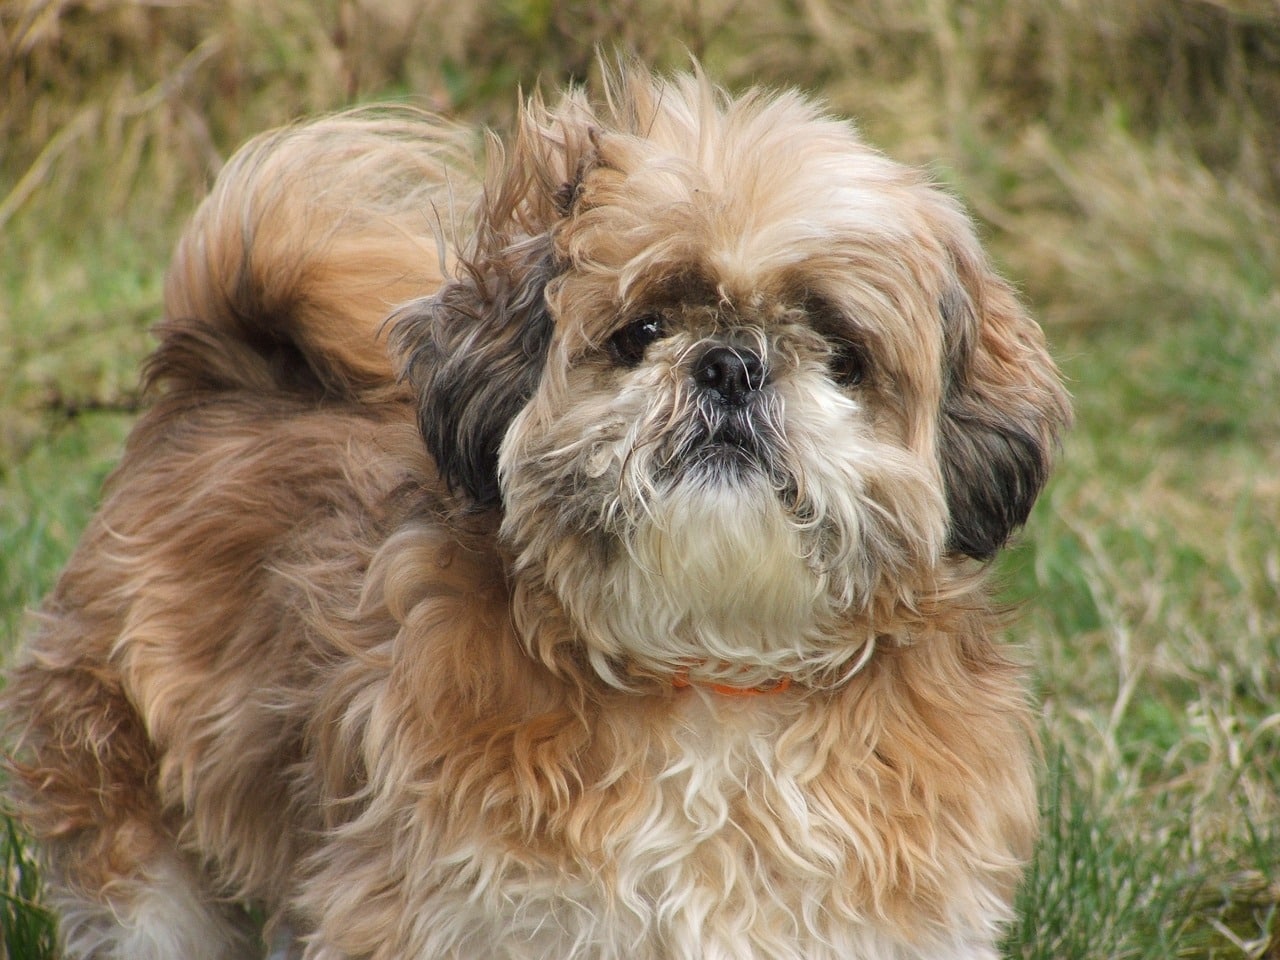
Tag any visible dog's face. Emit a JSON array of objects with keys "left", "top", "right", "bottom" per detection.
[{"left": 394, "top": 71, "right": 1069, "bottom": 687}]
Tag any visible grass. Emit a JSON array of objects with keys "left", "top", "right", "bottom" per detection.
[
  {"left": 1, "top": 817, "right": 55, "bottom": 960},
  {"left": 3, "top": 1, "right": 1278, "bottom": 957}
]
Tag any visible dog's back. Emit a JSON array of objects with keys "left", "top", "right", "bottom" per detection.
[{"left": 1, "top": 110, "right": 469, "bottom": 959}]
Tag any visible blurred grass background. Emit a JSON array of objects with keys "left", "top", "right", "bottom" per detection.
[{"left": 2, "top": 0, "right": 1278, "bottom": 957}]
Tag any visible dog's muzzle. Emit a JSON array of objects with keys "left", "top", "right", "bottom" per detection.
[{"left": 671, "top": 344, "right": 781, "bottom": 478}]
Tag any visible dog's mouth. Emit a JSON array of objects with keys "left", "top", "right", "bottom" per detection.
[
  {"left": 693, "top": 421, "right": 770, "bottom": 474},
  {"left": 664, "top": 406, "right": 781, "bottom": 481}
]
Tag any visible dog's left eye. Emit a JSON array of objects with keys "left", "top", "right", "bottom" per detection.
[{"left": 608, "top": 313, "right": 667, "bottom": 366}]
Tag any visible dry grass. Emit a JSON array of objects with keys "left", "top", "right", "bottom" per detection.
[{"left": 3, "top": 1, "right": 1278, "bottom": 956}]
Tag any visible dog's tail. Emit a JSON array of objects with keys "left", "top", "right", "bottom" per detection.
[{"left": 151, "top": 108, "right": 476, "bottom": 402}]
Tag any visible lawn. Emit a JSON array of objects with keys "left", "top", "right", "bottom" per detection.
[{"left": 2, "top": 1, "right": 1277, "bottom": 957}]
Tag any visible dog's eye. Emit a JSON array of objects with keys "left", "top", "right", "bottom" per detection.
[
  {"left": 609, "top": 313, "right": 667, "bottom": 366},
  {"left": 828, "top": 339, "right": 869, "bottom": 387}
]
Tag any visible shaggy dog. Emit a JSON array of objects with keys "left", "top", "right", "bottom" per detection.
[{"left": 3, "top": 65, "right": 1070, "bottom": 959}]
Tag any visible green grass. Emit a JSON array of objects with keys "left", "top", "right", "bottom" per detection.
[
  {"left": 1, "top": 817, "right": 55, "bottom": 960},
  {"left": 3, "top": 1, "right": 1278, "bottom": 957},
  {"left": 1005, "top": 751, "right": 1199, "bottom": 959}
]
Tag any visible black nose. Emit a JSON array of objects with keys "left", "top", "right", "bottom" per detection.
[{"left": 693, "top": 345, "right": 766, "bottom": 405}]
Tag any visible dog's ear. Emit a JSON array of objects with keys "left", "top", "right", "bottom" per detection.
[
  {"left": 392, "top": 96, "right": 597, "bottom": 507},
  {"left": 937, "top": 228, "right": 1071, "bottom": 560},
  {"left": 391, "top": 237, "right": 559, "bottom": 507}
]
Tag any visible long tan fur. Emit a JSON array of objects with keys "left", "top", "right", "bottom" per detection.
[{"left": 3, "top": 67, "right": 1068, "bottom": 960}]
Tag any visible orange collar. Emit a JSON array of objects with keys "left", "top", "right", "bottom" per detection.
[{"left": 671, "top": 667, "right": 793, "bottom": 697}]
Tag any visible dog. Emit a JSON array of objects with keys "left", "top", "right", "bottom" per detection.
[{"left": 3, "top": 64, "right": 1070, "bottom": 959}]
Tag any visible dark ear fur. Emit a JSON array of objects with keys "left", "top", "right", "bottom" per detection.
[
  {"left": 938, "top": 242, "right": 1071, "bottom": 560},
  {"left": 391, "top": 236, "right": 558, "bottom": 507},
  {"left": 389, "top": 87, "right": 599, "bottom": 507}
]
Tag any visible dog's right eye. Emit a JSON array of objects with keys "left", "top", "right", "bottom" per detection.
[
  {"left": 828, "top": 338, "right": 870, "bottom": 387},
  {"left": 608, "top": 313, "right": 667, "bottom": 366}
]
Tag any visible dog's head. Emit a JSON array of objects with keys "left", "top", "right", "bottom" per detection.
[{"left": 393, "top": 67, "right": 1070, "bottom": 687}]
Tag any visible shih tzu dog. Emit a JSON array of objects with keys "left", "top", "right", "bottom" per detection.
[{"left": 3, "top": 65, "right": 1070, "bottom": 959}]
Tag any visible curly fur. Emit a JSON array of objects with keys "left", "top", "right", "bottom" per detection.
[{"left": 3, "top": 66, "right": 1069, "bottom": 960}]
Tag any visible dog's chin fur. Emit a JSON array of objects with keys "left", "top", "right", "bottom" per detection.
[
  {"left": 2, "top": 65, "right": 1070, "bottom": 960},
  {"left": 502, "top": 376, "right": 945, "bottom": 688}
]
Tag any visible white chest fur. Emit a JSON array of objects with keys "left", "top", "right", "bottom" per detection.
[{"left": 412, "top": 689, "right": 1008, "bottom": 960}]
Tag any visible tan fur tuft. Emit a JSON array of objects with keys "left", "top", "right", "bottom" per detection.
[{"left": 155, "top": 108, "right": 474, "bottom": 402}]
